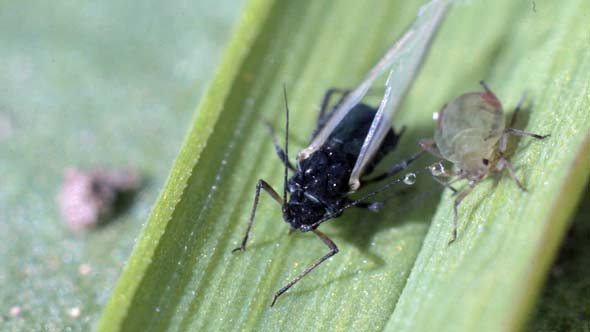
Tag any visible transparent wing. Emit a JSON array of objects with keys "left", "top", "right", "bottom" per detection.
[
  {"left": 348, "top": 0, "right": 451, "bottom": 191},
  {"left": 297, "top": 30, "right": 413, "bottom": 161},
  {"left": 298, "top": 0, "right": 451, "bottom": 165}
]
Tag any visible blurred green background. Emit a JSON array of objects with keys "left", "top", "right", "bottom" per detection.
[
  {"left": 0, "top": 1, "right": 244, "bottom": 331},
  {"left": 0, "top": 1, "right": 587, "bottom": 331}
]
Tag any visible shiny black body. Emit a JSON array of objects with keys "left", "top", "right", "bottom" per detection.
[
  {"left": 285, "top": 103, "right": 401, "bottom": 231},
  {"left": 232, "top": 88, "right": 418, "bottom": 306}
]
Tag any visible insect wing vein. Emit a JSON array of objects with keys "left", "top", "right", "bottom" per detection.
[
  {"left": 348, "top": 0, "right": 451, "bottom": 190},
  {"left": 297, "top": 25, "right": 414, "bottom": 162}
]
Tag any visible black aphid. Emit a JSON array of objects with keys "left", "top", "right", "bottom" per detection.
[
  {"left": 232, "top": 0, "right": 450, "bottom": 306},
  {"left": 232, "top": 86, "right": 421, "bottom": 306}
]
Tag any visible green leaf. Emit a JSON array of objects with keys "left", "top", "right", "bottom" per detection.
[
  {"left": 99, "top": 0, "right": 590, "bottom": 331},
  {"left": 529, "top": 191, "right": 590, "bottom": 331},
  {"left": 0, "top": 1, "right": 241, "bottom": 331}
]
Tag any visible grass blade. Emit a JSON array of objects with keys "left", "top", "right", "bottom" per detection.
[
  {"left": 386, "top": 0, "right": 590, "bottom": 330},
  {"left": 99, "top": 0, "right": 590, "bottom": 331}
]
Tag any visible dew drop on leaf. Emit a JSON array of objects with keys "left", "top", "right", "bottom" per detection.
[
  {"left": 429, "top": 162, "right": 445, "bottom": 176},
  {"left": 403, "top": 173, "right": 417, "bottom": 185}
]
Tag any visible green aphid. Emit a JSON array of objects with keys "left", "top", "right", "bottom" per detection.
[{"left": 420, "top": 81, "right": 550, "bottom": 244}]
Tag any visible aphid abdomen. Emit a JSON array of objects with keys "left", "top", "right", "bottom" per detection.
[
  {"left": 328, "top": 104, "right": 380, "bottom": 155},
  {"left": 435, "top": 92, "right": 505, "bottom": 168},
  {"left": 448, "top": 128, "right": 496, "bottom": 173},
  {"left": 327, "top": 103, "right": 400, "bottom": 176},
  {"left": 296, "top": 149, "right": 352, "bottom": 199}
]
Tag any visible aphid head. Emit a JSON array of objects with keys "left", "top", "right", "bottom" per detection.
[{"left": 282, "top": 192, "right": 325, "bottom": 231}]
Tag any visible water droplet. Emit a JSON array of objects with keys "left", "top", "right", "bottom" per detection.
[
  {"left": 429, "top": 162, "right": 445, "bottom": 176},
  {"left": 403, "top": 173, "right": 416, "bottom": 185}
]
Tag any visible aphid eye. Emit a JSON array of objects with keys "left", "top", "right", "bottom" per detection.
[{"left": 482, "top": 159, "right": 490, "bottom": 166}]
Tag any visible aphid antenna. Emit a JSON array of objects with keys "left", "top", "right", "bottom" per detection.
[{"left": 282, "top": 83, "right": 290, "bottom": 207}]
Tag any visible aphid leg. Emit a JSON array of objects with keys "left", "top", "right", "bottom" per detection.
[
  {"left": 504, "top": 128, "right": 551, "bottom": 140},
  {"left": 232, "top": 179, "right": 283, "bottom": 253},
  {"left": 499, "top": 128, "right": 550, "bottom": 155},
  {"left": 449, "top": 183, "right": 475, "bottom": 245},
  {"left": 395, "top": 125, "right": 407, "bottom": 137},
  {"left": 496, "top": 157, "right": 527, "bottom": 192},
  {"left": 312, "top": 88, "right": 350, "bottom": 138},
  {"left": 499, "top": 93, "right": 549, "bottom": 152},
  {"left": 363, "top": 150, "right": 425, "bottom": 184},
  {"left": 271, "top": 229, "right": 339, "bottom": 306},
  {"left": 318, "top": 88, "right": 350, "bottom": 120},
  {"left": 262, "top": 121, "right": 296, "bottom": 171},
  {"left": 431, "top": 174, "right": 459, "bottom": 194}
]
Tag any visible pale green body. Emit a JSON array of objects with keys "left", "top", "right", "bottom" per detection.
[
  {"left": 434, "top": 92, "right": 505, "bottom": 177},
  {"left": 422, "top": 84, "right": 549, "bottom": 244}
]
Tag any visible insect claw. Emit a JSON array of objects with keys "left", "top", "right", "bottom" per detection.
[
  {"left": 447, "top": 237, "right": 456, "bottom": 246},
  {"left": 270, "top": 294, "right": 279, "bottom": 307},
  {"left": 447, "top": 229, "right": 457, "bottom": 246},
  {"left": 231, "top": 246, "right": 246, "bottom": 253}
]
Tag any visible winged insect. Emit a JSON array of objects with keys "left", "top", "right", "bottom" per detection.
[{"left": 233, "top": 0, "right": 450, "bottom": 305}]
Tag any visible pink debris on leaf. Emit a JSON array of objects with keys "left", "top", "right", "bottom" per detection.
[{"left": 57, "top": 168, "right": 140, "bottom": 231}]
